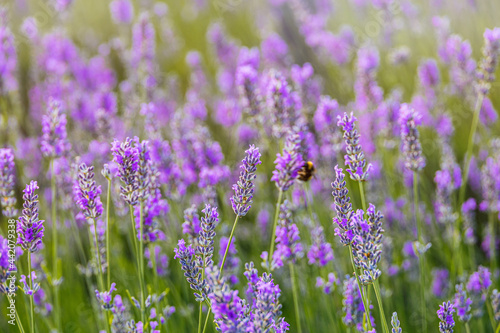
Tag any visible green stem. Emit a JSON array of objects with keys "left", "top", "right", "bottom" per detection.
[
  {"left": 50, "top": 159, "right": 61, "bottom": 332},
  {"left": 202, "top": 308, "right": 212, "bottom": 333},
  {"left": 489, "top": 212, "right": 497, "bottom": 272},
  {"left": 139, "top": 200, "right": 145, "bottom": 325},
  {"left": 198, "top": 302, "right": 202, "bottom": 333},
  {"left": 373, "top": 280, "right": 390, "bottom": 333},
  {"left": 220, "top": 216, "right": 240, "bottom": 275},
  {"left": 465, "top": 322, "right": 471, "bottom": 333},
  {"left": 496, "top": 322, "right": 500, "bottom": 333},
  {"left": 459, "top": 92, "right": 485, "bottom": 206},
  {"left": 358, "top": 182, "right": 367, "bottom": 212},
  {"left": 268, "top": 189, "right": 283, "bottom": 268},
  {"left": 413, "top": 171, "right": 427, "bottom": 333},
  {"left": 15, "top": 309, "right": 26, "bottom": 333},
  {"left": 91, "top": 218, "right": 110, "bottom": 333},
  {"left": 27, "top": 254, "right": 34, "bottom": 333},
  {"left": 486, "top": 298, "right": 496, "bottom": 331},
  {"left": 106, "top": 179, "right": 111, "bottom": 289},
  {"left": 349, "top": 246, "right": 372, "bottom": 331},
  {"left": 289, "top": 262, "right": 302, "bottom": 333}
]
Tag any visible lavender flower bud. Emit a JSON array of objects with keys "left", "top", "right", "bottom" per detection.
[
  {"left": 17, "top": 181, "right": 45, "bottom": 253},
  {"left": 173, "top": 239, "right": 207, "bottom": 302},
  {"left": 271, "top": 133, "right": 304, "bottom": 192},
  {"left": 0, "top": 148, "right": 17, "bottom": 217},
  {"left": 197, "top": 204, "right": 218, "bottom": 269},
  {"left": 41, "top": 99, "right": 70, "bottom": 158},
  {"left": 331, "top": 165, "right": 354, "bottom": 246},
  {"left": 437, "top": 301, "right": 455, "bottom": 333},
  {"left": 351, "top": 204, "right": 384, "bottom": 284},
  {"left": 453, "top": 283, "right": 472, "bottom": 322},
  {"left": 231, "top": 145, "right": 261, "bottom": 217},
  {"left": 111, "top": 138, "right": 139, "bottom": 206},
  {"left": 477, "top": 28, "right": 500, "bottom": 94},
  {"left": 272, "top": 200, "right": 303, "bottom": 268},
  {"left": 337, "top": 112, "right": 372, "bottom": 181},
  {"left": 74, "top": 163, "right": 103, "bottom": 220},
  {"left": 391, "top": 312, "right": 402, "bottom": 333},
  {"left": 398, "top": 104, "right": 426, "bottom": 172}
]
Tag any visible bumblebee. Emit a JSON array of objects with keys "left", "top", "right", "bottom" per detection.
[{"left": 297, "top": 161, "right": 316, "bottom": 182}]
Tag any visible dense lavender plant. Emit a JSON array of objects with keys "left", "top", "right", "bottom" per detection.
[
  {"left": 337, "top": 112, "right": 372, "bottom": 181},
  {"left": 40, "top": 99, "right": 70, "bottom": 158},
  {"left": 398, "top": 104, "right": 425, "bottom": 172},
  {"left": 17, "top": 181, "right": 44, "bottom": 253},
  {"left": 0, "top": 148, "right": 17, "bottom": 217},
  {"left": 230, "top": 145, "right": 261, "bottom": 217},
  {"left": 437, "top": 301, "right": 455, "bottom": 333}
]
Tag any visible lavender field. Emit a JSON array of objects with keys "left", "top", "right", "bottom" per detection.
[{"left": 1, "top": 0, "right": 500, "bottom": 332}]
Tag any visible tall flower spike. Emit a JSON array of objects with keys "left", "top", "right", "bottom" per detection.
[
  {"left": 271, "top": 132, "right": 304, "bottom": 192},
  {"left": 399, "top": 104, "right": 426, "bottom": 171},
  {"left": 477, "top": 28, "right": 500, "bottom": 94},
  {"left": 111, "top": 138, "right": 139, "bottom": 206},
  {"left": 337, "top": 112, "right": 372, "bottom": 181},
  {"left": 74, "top": 163, "right": 103, "bottom": 220},
  {"left": 437, "top": 301, "right": 455, "bottom": 333},
  {"left": 331, "top": 165, "right": 354, "bottom": 246},
  {"left": 272, "top": 199, "right": 303, "bottom": 268},
  {"left": 231, "top": 145, "right": 262, "bottom": 217},
  {"left": 17, "top": 181, "right": 45, "bottom": 253},
  {"left": 0, "top": 148, "right": 17, "bottom": 217},
  {"left": 41, "top": 98, "right": 70, "bottom": 158},
  {"left": 197, "top": 204, "right": 218, "bottom": 269},
  {"left": 173, "top": 239, "right": 207, "bottom": 302},
  {"left": 391, "top": 312, "right": 402, "bottom": 333},
  {"left": 351, "top": 204, "right": 384, "bottom": 284}
]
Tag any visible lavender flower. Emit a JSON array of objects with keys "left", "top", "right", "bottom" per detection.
[
  {"left": 331, "top": 165, "right": 354, "bottom": 246},
  {"left": 197, "top": 204, "right": 218, "bottom": 269},
  {"left": 351, "top": 204, "right": 384, "bottom": 284},
  {"left": 480, "top": 157, "right": 500, "bottom": 213},
  {"left": 182, "top": 205, "right": 201, "bottom": 246},
  {"left": 0, "top": 148, "right": 17, "bottom": 217},
  {"left": 19, "top": 271, "right": 40, "bottom": 296},
  {"left": 111, "top": 138, "right": 139, "bottom": 206},
  {"left": 0, "top": 7, "right": 17, "bottom": 94},
  {"left": 492, "top": 289, "right": 500, "bottom": 321},
  {"left": 74, "top": 163, "right": 103, "bottom": 220},
  {"left": 95, "top": 282, "right": 117, "bottom": 310},
  {"left": 399, "top": 104, "right": 425, "bottom": 171},
  {"left": 173, "top": 239, "right": 207, "bottom": 302},
  {"left": 342, "top": 276, "right": 365, "bottom": 331},
  {"left": 271, "top": 133, "right": 304, "bottom": 192},
  {"left": 432, "top": 268, "right": 450, "bottom": 298},
  {"left": 391, "top": 312, "right": 402, "bottom": 333},
  {"left": 17, "top": 181, "right": 45, "bottom": 253},
  {"left": 236, "top": 65, "right": 262, "bottom": 118},
  {"left": 315, "top": 273, "right": 339, "bottom": 294},
  {"left": 231, "top": 145, "right": 261, "bottom": 217},
  {"left": 437, "top": 301, "right": 455, "bottom": 333},
  {"left": 337, "top": 112, "right": 372, "bottom": 181},
  {"left": 477, "top": 28, "right": 500, "bottom": 94},
  {"left": 40, "top": 99, "right": 70, "bottom": 158},
  {"left": 266, "top": 70, "right": 297, "bottom": 138},
  {"left": 467, "top": 266, "right": 491, "bottom": 313},
  {"left": 453, "top": 283, "right": 472, "bottom": 322},
  {"left": 109, "top": 0, "right": 134, "bottom": 25},
  {"left": 307, "top": 226, "right": 334, "bottom": 267},
  {"left": 272, "top": 200, "right": 303, "bottom": 268}
]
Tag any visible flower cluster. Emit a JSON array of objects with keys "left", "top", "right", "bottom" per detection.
[
  {"left": 173, "top": 239, "right": 207, "bottom": 302},
  {"left": 342, "top": 276, "right": 366, "bottom": 331},
  {"left": 453, "top": 283, "right": 472, "bottom": 322},
  {"left": 307, "top": 226, "right": 334, "bottom": 267},
  {"left": 197, "top": 204, "right": 218, "bottom": 269},
  {"left": 399, "top": 104, "right": 426, "bottom": 172},
  {"left": 391, "top": 312, "right": 402, "bottom": 333},
  {"left": 477, "top": 28, "right": 500, "bottom": 94},
  {"left": 0, "top": 148, "right": 17, "bottom": 217},
  {"left": 231, "top": 145, "right": 262, "bottom": 217},
  {"left": 74, "top": 163, "right": 103, "bottom": 220},
  {"left": 111, "top": 137, "right": 140, "bottom": 206},
  {"left": 437, "top": 301, "right": 455, "bottom": 333},
  {"left": 337, "top": 112, "right": 372, "bottom": 181},
  {"left": 40, "top": 99, "right": 70, "bottom": 158},
  {"left": 351, "top": 204, "right": 384, "bottom": 284},
  {"left": 95, "top": 283, "right": 117, "bottom": 310},
  {"left": 271, "top": 132, "right": 304, "bottom": 192},
  {"left": 17, "top": 181, "right": 45, "bottom": 253},
  {"left": 331, "top": 165, "right": 354, "bottom": 246}
]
